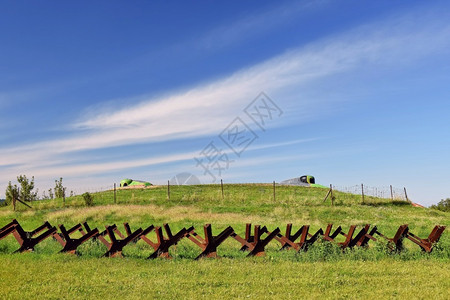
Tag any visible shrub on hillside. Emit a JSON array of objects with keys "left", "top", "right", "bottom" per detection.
[
  {"left": 430, "top": 198, "right": 450, "bottom": 212},
  {"left": 54, "top": 177, "right": 66, "bottom": 199},
  {"left": 5, "top": 182, "right": 19, "bottom": 205},
  {"left": 82, "top": 192, "right": 94, "bottom": 207},
  {"left": 17, "top": 175, "right": 38, "bottom": 202},
  {"left": 5, "top": 175, "right": 38, "bottom": 205}
]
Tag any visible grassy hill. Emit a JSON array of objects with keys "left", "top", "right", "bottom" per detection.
[{"left": 1, "top": 184, "right": 448, "bottom": 299}]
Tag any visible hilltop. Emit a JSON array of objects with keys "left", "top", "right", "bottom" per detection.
[{"left": 1, "top": 184, "right": 447, "bottom": 245}]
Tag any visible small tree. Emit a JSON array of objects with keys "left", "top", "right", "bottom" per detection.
[
  {"left": 6, "top": 175, "right": 38, "bottom": 206},
  {"left": 17, "top": 175, "right": 38, "bottom": 202},
  {"left": 48, "top": 188, "right": 54, "bottom": 199},
  {"left": 54, "top": 177, "right": 66, "bottom": 199},
  {"left": 5, "top": 181, "right": 20, "bottom": 206},
  {"left": 430, "top": 198, "right": 450, "bottom": 212},
  {"left": 82, "top": 192, "right": 94, "bottom": 206}
]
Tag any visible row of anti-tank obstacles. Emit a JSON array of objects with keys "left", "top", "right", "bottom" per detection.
[{"left": 0, "top": 219, "right": 445, "bottom": 259}]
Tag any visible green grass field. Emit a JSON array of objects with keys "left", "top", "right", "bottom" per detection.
[{"left": 1, "top": 184, "right": 448, "bottom": 299}]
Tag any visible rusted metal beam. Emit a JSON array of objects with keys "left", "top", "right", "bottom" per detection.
[
  {"left": 55, "top": 223, "right": 99, "bottom": 254},
  {"left": 232, "top": 223, "right": 269, "bottom": 252},
  {"left": 347, "top": 225, "right": 372, "bottom": 248},
  {"left": 406, "top": 225, "right": 446, "bottom": 253},
  {"left": 5, "top": 220, "right": 57, "bottom": 252},
  {"left": 145, "top": 224, "right": 189, "bottom": 259},
  {"left": 356, "top": 225, "right": 378, "bottom": 247},
  {"left": 99, "top": 224, "right": 143, "bottom": 257},
  {"left": 275, "top": 224, "right": 323, "bottom": 252},
  {"left": 53, "top": 223, "right": 86, "bottom": 243},
  {"left": 0, "top": 220, "right": 445, "bottom": 257},
  {"left": 375, "top": 224, "right": 409, "bottom": 252},
  {"left": 231, "top": 224, "right": 280, "bottom": 257},
  {"left": 138, "top": 225, "right": 156, "bottom": 248},
  {"left": 186, "top": 224, "right": 234, "bottom": 259},
  {"left": 82, "top": 221, "right": 109, "bottom": 241},
  {"left": 248, "top": 225, "right": 280, "bottom": 257},
  {"left": 323, "top": 224, "right": 342, "bottom": 242},
  {"left": 0, "top": 219, "right": 18, "bottom": 240},
  {"left": 0, "top": 225, "right": 16, "bottom": 240},
  {"left": 336, "top": 225, "right": 356, "bottom": 248}
]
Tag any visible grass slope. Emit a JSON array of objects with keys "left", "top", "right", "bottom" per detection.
[{"left": 1, "top": 184, "right": 448, "bottom": 299}]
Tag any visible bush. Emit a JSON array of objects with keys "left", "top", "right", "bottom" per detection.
[
  {"left": 5, "top": 181, "right": 19, "bottom": 205},
  {"left": 82, "top": 192, "right": 94, "bottom": 206},
  {"left": 54, "top": 178, "right": 66, "bottom": 199},
  {"left": 302, "top": 239, "right": 343, "bottom": 262},
  {"left": 5, "top": 175, "right": 38, "bottom": 205},
  {"left": 430, "top": 198, "right": 450, "bottom": 212},
  {"left": 17, "top": 175, "right": 38, "bottom": 202}
]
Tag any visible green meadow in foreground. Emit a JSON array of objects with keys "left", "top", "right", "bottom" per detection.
[
  {"left": 0, "top": 184, "right": 448, "bottom": 299},
  {"left": 2, "top": 256, "right": 449, "bottom": 300}
]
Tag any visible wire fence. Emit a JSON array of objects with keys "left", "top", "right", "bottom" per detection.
[
  {"left": 65, "top": 181, "right": 410, "bottom": 205},
  {"left": 68, "top": 186, "right": 114, "bottom": 197},
  {"left": 332, "top": 184, "right": 408, "bottom": 201},
  {"left": 8, "top": 181, "right": 411, "bottom": 211}
]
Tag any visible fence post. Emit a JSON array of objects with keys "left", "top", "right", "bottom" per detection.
[
  {"left": 63, "top": 193, "right": 66, "bottom": 208},
  {"left": 114, "top": 183, "right": 117, "bottom": 204},
  {"left": 404, "top": 187, "right": 409, "bottom": 202},
  {"left": 167, "top": 180, "right": 170, "bottom": 201},
  {"left": 221, "top": 179, "right": 224, "bottom": 199},
  {"left": 361, "top": 183, "right": 365, "bottom": 204},
  {"left": 12, "top": 194, "right": 16, "bottom": 211},
  {"left": 330, "top": 184, "right": 334, "bottom": 206},
  {"left": 16, "top": 188, "right": 20, "bottom": 211},
  {"left": 273, "top": 180, "right": 276, "bottom": 201},
  {"left": 390, "top": 185, "right": 393, "bottom": 201},
  {"left": 323, "top": 187, "right": 331, "bottom": 202}
]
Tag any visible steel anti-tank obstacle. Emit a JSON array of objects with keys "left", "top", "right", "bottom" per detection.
[{"left": 0, "top": 220, "right": 446, "bottom": 258}]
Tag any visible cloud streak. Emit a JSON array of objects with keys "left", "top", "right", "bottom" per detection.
[
  {"left": 198, "top": 0, "right": 325, "bottom": 50},
  {"left": 0, "top": 138, "right": 316, "bottom": 187}
]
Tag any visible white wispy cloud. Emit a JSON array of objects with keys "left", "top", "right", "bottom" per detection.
[
  {"left": 0, "top": 138, "right": 316, "bottom": 181},
  {"left": 1, "top": 6, "right": 449, "bottom": 195},
  {"left": 0, "top": 138, "right": 316, "bottom": 190},
  {"left": 198, "top": 0, "right": 326, "bottom": 50}
]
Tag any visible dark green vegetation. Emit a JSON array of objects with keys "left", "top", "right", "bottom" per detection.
[
  {"left": 0, "top": 184, "right": 448, "bottom": 299},
  {"left": 5, "top": 175, "right": 38, "bottom": 205},
  {"left": 53, "top": 177, "right": 66, "bottom": 199},
  {"left": 431, "top": 198, "right": 450, "bottom": 212},
  {"left": 82, "top": 192, "right": 94, "bottom": 207}
]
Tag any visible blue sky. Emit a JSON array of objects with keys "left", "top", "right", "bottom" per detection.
[{"left": 1, "top": 1, "right": 449, "bottom": 206}]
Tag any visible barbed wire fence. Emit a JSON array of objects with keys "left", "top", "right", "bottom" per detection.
[
  {"left": 332, "top": 184, "right": 409, "bottom": 203},
  {"left": 60, "top": 181, "right": 411, "bottom": 206},
  {"left": 20, "top": 180, "right": 413, "bottom": 211},
  {"left": 68, "top": 185, "right": 114, "bottom": 196}
]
